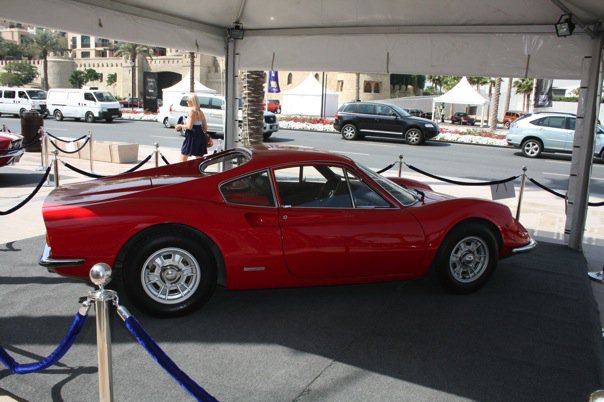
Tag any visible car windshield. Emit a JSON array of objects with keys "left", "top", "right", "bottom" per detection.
[
  {"left": 26, "top": 90, "right": 46, "bottom": 100},
  {"left": 198, "top": 149, "right": 251, "bottom": 175},
  {"left": 356, "top": 163, "right": 418, "bottom": 206},
  {"left": 93, "top": 91, "right": 116, "bottom": 102}
]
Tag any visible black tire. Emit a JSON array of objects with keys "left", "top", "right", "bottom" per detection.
[
  {"left": 504, "top": 121, "right": 511, "bottom": 129},
  {"left": 19, "top": 108, "right": 26, "bottom": 117},
  {"left": 163, "top": 117, "right": 170, "bottom": 128},
  {"left": 341, "top": 123, "right": 358, "bottom": 140},
  {"left": 521, "top": 138, "right": 542, "bottom": 158},
  {"left": 263, "top": 132, "right": 272, "bottom": 141},
  {"left": 54, "top": 110, "right": 63, "bottom": 121},
  {"left": 105, "top": 117, "right": 113, "bottom": 123},
  {"left": 405, "top": 127, "right": 424, "bottom": 145},
  {"left": 85, "top": 112, "right": 95, "bottom": 123},
  {"left": 431, "top": 222, "right": 498, "bottom": 294},
  {"left": 276, "top": 107, "right": 281, "bottom": 114},
  {"left": 123, "top": 231, "right": 217, "bottom": 317}
]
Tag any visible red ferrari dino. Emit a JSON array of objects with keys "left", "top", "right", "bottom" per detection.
[{"left": 40, "top": 145, "right": 536, "bottom": 317}]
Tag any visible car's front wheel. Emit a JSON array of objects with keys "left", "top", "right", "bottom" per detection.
[
  {"left": 123, "top": 231, "right": 217, "bottom": 317},
  {"left": 341, "top": 124, "right": 359, "bottom": 140},
  {"left": 163, "top": 117, "right": 170, "bottom": 128},
  {"left": 85, "top": 112, "right": 95, "bottom": 123},
  {"left": 521, "top": 138, "right": 543, "bottom": 158},
  {"left": 432, "top": 222, "right": 498, "bottom": 293},
  {"left": 405, "top": 128, "right": 424, "bottom": 145}
]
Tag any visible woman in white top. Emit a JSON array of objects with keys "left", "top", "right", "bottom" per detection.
[{"left": 175, "top": 94, "right": 209, "bottom": 162}]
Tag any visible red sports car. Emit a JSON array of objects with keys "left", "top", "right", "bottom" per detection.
[
  {"left": 40, "top": 145, "right": 536, "bottom": 317},
  {"left": 0, "top": 132, "right": 24, "bottom": 168}
]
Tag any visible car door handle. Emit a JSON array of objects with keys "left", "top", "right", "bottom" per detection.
[{"left": 244, "top": 213, "right": 278, "bottom": 227}]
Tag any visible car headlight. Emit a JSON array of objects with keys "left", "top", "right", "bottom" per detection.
[{"left": 424, "top": 123, "right": 434, "bottom": 128}]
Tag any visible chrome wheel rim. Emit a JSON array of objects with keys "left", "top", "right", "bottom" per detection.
[
  {"left": 522, "top": 141, "right": 540, "bottom": 157},
  {"left": 406, "top": 129, "right": 422, "bottom": 144},
  {"left": 449, "top": 236, "right": 489, "bottom": 283},
  {"left": 141, "top": 247, "right": 201, "bottom": 304},
  {"left": 342, "top": 125, "right": 356, "bottom": 139}
]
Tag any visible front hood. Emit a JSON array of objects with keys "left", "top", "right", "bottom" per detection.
[{"left": 45, "top": 175, "right": 196, "bottom": 206}]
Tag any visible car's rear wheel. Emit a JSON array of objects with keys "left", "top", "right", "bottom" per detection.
[
  {"left": 341, "top": 124, "right": 359, "bottom": 140},
  {"left": 54, "top": 110, "right": 63, "bottom": 121},
  {"left": 432, "top": 222, "right": 498, "bottom": 293},
  {"left": 85, "top": 112, "right": 95, "bottom": 123},
  {"left": 123, "top": 231, "right": 217, "bottom": 317},
  {"left": 405, "top": 128, "right": 424, "bottom": 145},
  {"left": 521, "top": 138, "right": 542, "bottom": 158}
]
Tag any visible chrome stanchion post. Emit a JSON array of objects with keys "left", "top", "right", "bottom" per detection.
[
  {"left": 154, "top": 142, "right": 159, "bottom": 168},
  {"left": 516, "top": 166, "right": 527, "bottom": 221},
  {"left": 52, "top": 149, "right": 59, "bottom": 188},
  {"left": 89, "top": 263, "right": 116, "bottom": 402},
  {"left": 398, "top": 154, "right": 404, "bottom": 177},
  {"left": 38, "top": 127, "right": 48, "bottom": 171},
  {"left": 88, "top": 131, "right": 94, "bottom": 174}
]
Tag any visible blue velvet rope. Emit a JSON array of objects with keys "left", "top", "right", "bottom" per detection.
[
  {"left": 0, "top": 313, "right": 88, "bottom": 374},
  {"left": 123, "top": 315, "right": 218, "bottom": 402}
]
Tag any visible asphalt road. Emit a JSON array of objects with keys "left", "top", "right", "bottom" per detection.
[{"left": 3, "top": 115, "right": 603, "bottom": 196}]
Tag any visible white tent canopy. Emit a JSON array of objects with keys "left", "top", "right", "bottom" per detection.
[
  {"left": 2, "top": 0, "right": 603, "bottom": 249},
  {"left": 432, "top": 77, "right": 489, "bottom": 126},
  {"left": 434, "top": 77, "right": 488, "bottom": 105},
  {"left": 281, "top": 73, "right": 339, "bottom": 117},
  {"left": 161, "top": 73, "right": 216, "bottom": 109}
]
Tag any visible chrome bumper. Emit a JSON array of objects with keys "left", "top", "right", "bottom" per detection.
[
  {"left": 512, "top": 238, "right": 538, "bottom": 254},
  {"left": 39, "top": 243, "right": 85, "bottom": 271}
]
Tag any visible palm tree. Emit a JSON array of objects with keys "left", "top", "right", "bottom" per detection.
[
  {"left": 240, "top": 70, "right": 265, "bottom": 144},
  {"left": 489, "top": 77, "right": 502, "bottom": 129},
  {"left": 513, "top": 78, "right": 535, "bottom": 112},
  {"left": 189, "top": 51, "right": 195, "bottom": 92},
  {"left": 113, "top": 42, "right": 152, "bottom": 100},
  {"left": 27, "top": 30, "right": 65, "bottom": 90},
  {"left": 427, "top": 75, "right": 445, "bottom": 94}
]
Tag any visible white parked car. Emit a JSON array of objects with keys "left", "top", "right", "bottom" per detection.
[
  {"left": 506, "top": 112, "right": 604, "bottom": 159},
  {"left": 160, "top": 94, "right": 225, "bottom": 138}
]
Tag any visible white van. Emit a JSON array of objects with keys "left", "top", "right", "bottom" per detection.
[
  {"left": 0, "top": 87, "right": 48, "bottom": 117},
  {"left": 47, "top": 88, "right": 121, "bottom": 123}
]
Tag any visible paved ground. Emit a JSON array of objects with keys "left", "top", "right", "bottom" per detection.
[{"left": 1, "top": 145, "right": 604, "bottom": 401}]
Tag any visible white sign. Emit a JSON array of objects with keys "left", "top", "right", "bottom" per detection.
[{"left": 490, "top": 182, "right": 516, "bottom": 200}]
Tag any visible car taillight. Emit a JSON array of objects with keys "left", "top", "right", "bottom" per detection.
[{"left": 334, "top": 112, "right": 340, "bottom": 119}]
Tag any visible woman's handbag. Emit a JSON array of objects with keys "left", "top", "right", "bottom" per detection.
[{"left": 207, "top": 136, "right": 214, "bottom": 147}]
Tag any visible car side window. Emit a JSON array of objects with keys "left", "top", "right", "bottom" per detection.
[
  {"left": 197, "top": 96, "right": 211, "bottom": 108},
  {"left": 210, "top": 98, "right": 224, "bottom": 110},
  {"left": 4, "top": 90, "right": 15, "bottom": 99},
  {"left": 18, "top": 91, "right": 28, "bottom": 99},
  {"left": 220, "top": 170, "right": 275, "bottom": 207},
  {"left": 375, "top": 104, "right": 395, "bottom": 116},
  {"left": 274, "top": 165, "right": 352, "bottom": 208},
  {"left": 347, "top": 172, "right": 390, "bottom": 208},
  {"left": 567, "top": 118, "right": 576, "bottom": 130},
  {"left": 179, "top": 97, "right": 188, "bottom": 106},
  {"left": 84, "top": 93, "right": 95, "bottom": 101}
]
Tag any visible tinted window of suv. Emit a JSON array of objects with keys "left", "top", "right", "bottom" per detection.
[
  {"left": 531, "top": 116, "right": 566, "bottom": 129},
  {"left": 375, "top": 104, "right": 396, "bottom": 116},
  {"left": 345, "top": 103, "right": 375, "bottom": 114}
]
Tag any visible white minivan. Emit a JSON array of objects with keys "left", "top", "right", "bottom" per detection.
[
  {"left": 0, "top": 87, "right": 48, "bottom": 117},
  {"left": 47, "top": 88, "right": 121, "bottom": 123}
]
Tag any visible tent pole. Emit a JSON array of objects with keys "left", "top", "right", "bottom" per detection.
[
  {"left": 565, "top": 33, "right": 604, "bottom": 250},
  {"left": 225, "top": 37, "right": 239, "bottom": 150}
]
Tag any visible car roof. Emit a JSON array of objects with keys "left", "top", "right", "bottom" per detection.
[{"left": 246, "top": 144, "right": 354, "bottom": 166}]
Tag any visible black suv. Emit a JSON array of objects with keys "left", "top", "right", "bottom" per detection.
[{"left": 333, "top": 102, "right": 439, "bottom": 145}]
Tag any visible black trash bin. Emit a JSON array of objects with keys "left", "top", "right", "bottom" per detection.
[{"left": 20, "top": 110, "right": 43, "bottom": 152}]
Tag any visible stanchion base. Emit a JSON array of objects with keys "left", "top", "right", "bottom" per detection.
[{"left": 588, "top": 271, "right": 604, "bottom": 283}]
